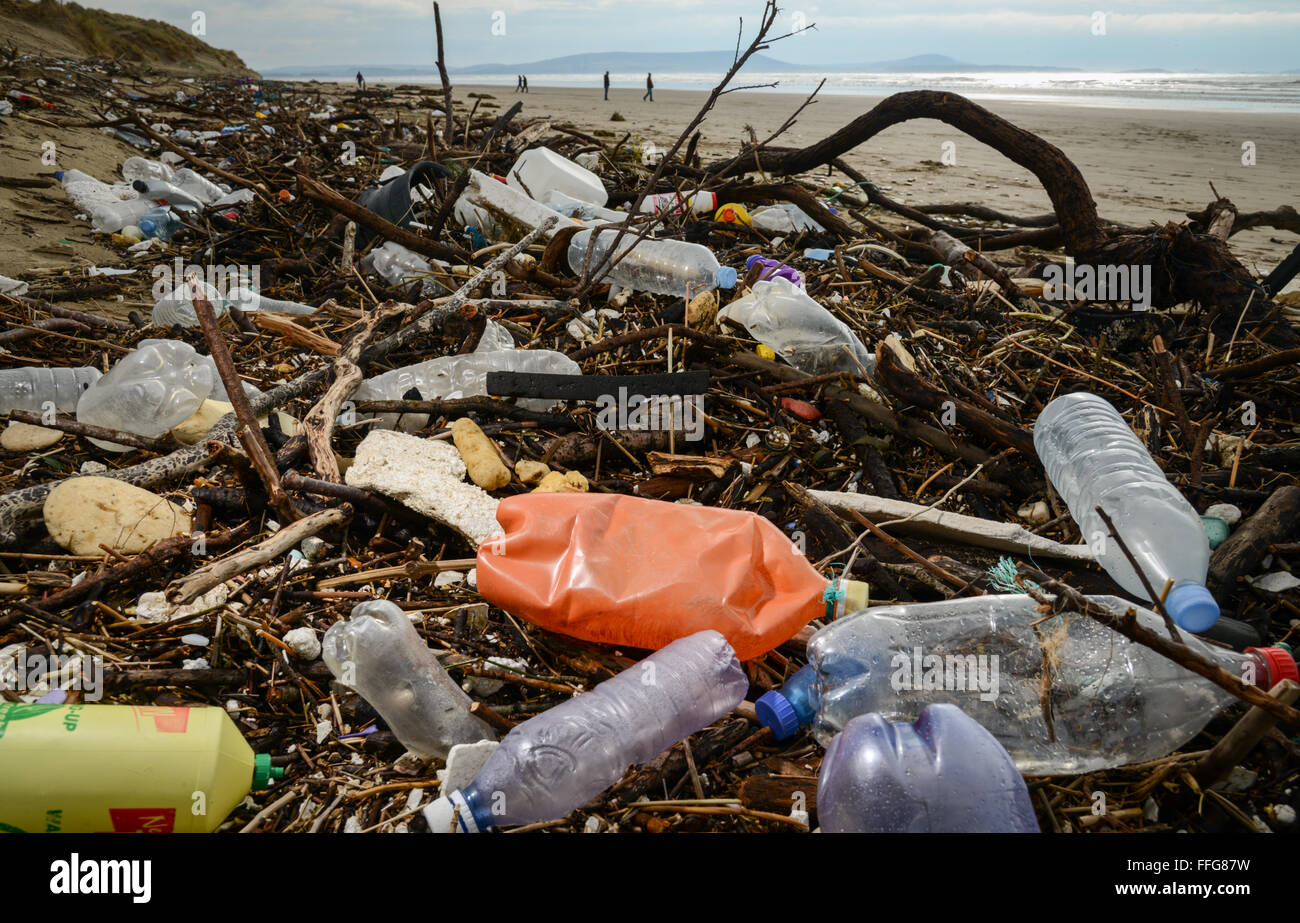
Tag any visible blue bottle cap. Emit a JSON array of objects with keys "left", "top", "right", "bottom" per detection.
[
  {"left": 139, "top": 219, "right": 156, "bottom": 234},
  {"left": 1165, "top": 584, "right": 1220, "bottom": 633},
  {"left": 715, "top": 265, "right": 738, "bottom": 289},
  {"left": 755, "top": 690, "right": 801, "bottom": 740}
]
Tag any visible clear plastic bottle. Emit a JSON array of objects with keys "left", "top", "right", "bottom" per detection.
[
  {"left": 542, "top": 190, "right": 627, "bottom": 225},
  {"left": 152, "top": 280, "right": 227, "bottom": 327},
  {"left": 169, "top": 168, "right": 225, "bottom": 205},
  {"left": 0, "top": 366, "right": 102, "bottom": 415},
  {"left": 90, "top": 197, "right": 152, "bottom": 233},
  {"left": 121, "top": 156, "right": 175, "bottom": 183},
  {"left": 362, "top": 240, "right": 435, "bottom": 287},
  {"left": 225, "top": 287, "right": 317, "bottom": 315},
  {"left": 322, "top": 600, "right": 496, "bottom": 759},
  {"left": 75, "top": 339, "right": 213, "bottom": 451},
  {"left": 718, "top": 277, "right": 875, "bottom": 378},
  {"left": 818, "top": 704, "right": 1039, "bottom": 832},
  {"left": 755, "top": 593, "right": 1298, "bottom": 775},
  {"left": 0, "top": 703, "right": 282, "bottom": 833},
  {"left": 751, "top": 202, "right": 824, "bottom": 233},
  {"left": 638, "top": 190, "right": 718, "bottom": 216},
  {"left": 506, "top": 146, "right": 607, "bottom": 207},
  {"left": 131, "top": 178, "right": 203, "bottom": 212},
  {"left": 1035, "top": 392, "right": 1219, "bottom": 631},
  {"left": 567, "top": 228, "right": 737, "bottom": 296},
  {"left": 137, "top": 206, "right": 182, "bottom": 241},
  {"left": 352, "top": 340, "right": 580, "bottom": 425},
  {"left": 425, "top": 630, "right": 748, "bottom": 832}
]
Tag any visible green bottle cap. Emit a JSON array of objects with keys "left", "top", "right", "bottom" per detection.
[{"left": 253, "top": 753, "right": 285, "bottom": 790}]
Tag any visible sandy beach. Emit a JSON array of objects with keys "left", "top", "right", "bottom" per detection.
[{"left": 456, "top": 83, "right": 1299, "bottom": 273}]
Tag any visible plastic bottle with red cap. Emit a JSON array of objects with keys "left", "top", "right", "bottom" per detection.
[{"left": 756, "top": 593, "right": 1297, "bottom": 774}]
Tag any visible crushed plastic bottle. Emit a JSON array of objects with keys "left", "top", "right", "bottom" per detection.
[
  {"left": 169, "top": 168, "right": 226, "bottom": 205},
  {"left": 152, "top": 280, "right": 227, "bottom": 328},
  {"left": 755, "top": 593, "right": 1298, "bottom": 774},
  {"left": 322, "top": 600, "right": 496, "bottom": 759},
  {"left": 361, "top": 240, "right": 441, "bottom": 289},
  {"left": 718, "top": 277, "right": 875, "bottom": 378},
  {"left": 507, "top": 146, "right": 607, "bottom": 207},
  {"left": 0, "top": 703, "right": 282, "bottom": 833},
  {"left": 75, "top": 339, "right": 213, "bottom": 451},
  {"left": 424, "top": 630, "right": 748, "bottom": 832},
  {"left": 567, "top": 228, "right": 737, "bottom": 296},
  {"left": 1035, "top": 392, "right": 1219, "bottom": 631},
  {"left": 89, "top": 197, "right": 152, "bottom": 234},
  {"left": 476, "top": 493, "right": 869, "bottom": 660},
  {"left": 121, "top": 156, "right": 175, "bottom": 183},
  {"left": 225, "top": 287, "right": 318, "bottom": 315},
  {"left": 819, "top": 705, "right": 1039, "bottom": 832},
  {"left": 639, "top": 190, "right": 719, "bottom": 216},
  {"left": 745, "top": 254, "right": 803, "bottom": 287},
  {"left": 351, "top": 326, "right": 579, "bottom": 426},
  {"left": 131, "top": 178, "right": 203, "bottom": 212},
  {"left": 0, "top": 367, "right": 102, "bottom": 415},
  {"left": 542, "top": 190, "right": 627, "bottom": 225},
  {"left": 750, "top": 202, "right": 824, "bottom": 233}
]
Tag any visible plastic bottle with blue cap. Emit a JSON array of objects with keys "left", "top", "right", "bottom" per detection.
[
  {"left": 1034, "top": 391, "right": 1219, "bottom": 631},
  {"left": 566, "top": 228, "right": 736, "bottom": 297}
]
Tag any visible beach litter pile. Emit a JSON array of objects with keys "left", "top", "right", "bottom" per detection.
[{"left": 2, "top": 13, "right": 1300, "bottom": 833}]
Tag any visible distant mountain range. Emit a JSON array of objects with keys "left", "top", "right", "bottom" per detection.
[{"left": 263, "top": 51, "right": 1088, "bottom": 78}]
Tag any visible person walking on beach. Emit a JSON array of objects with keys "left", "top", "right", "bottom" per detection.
[
  {"left": 643, "top": 72, "right": 654, "bottom": 102},
  {"left": 515, "top": 74, "right": 523, "bottom": 93},
  {"left": 603, "top": 70, "right": 610, "bottom": 100},
  {"left": 356, "top": 71, "right": 365, "bottom": 92},
  {"left": 522, "top": 75, "right": 529, "bottom": 93}
]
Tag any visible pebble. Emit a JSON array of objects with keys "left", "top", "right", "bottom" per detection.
[
  {"left": 1, "top": 421, "right": 63, "bottom": 452},
  {"left": 44, "top": 476, "right": 191, "bottom": 555},
  {"left": 1205, "top": 502, "right": 1242, "bottom": 526},
  {"left": 282, "top": 626, "right": 321, "bottom": 660}
]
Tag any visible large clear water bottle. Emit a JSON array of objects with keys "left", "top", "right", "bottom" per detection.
[
  {"left": 138, "top": 206, "right": 182, "bottom": 241},
  {"left": 718, "top": 277, "right": 875, "bottom": 378},
  {"left": 818, "top": 704, "right": 1039, "bottom": 832},
  {"left": 0, "top": 367, "right": 102, "bottom": 415},
  {"left": 567, "top": 228, "right": 737, "bottom": 296},
  {"left": 322, "top": 600, "right": 496, "bottom": 759},
  {"left": 1035, "top": 391, "right": 1219, "bottom": 631},
  {"left": 755, "top": 594, "right": 1297, "bottom": 775},
  {"left": 424, "top": 630, "right": 748, "bottom": 832},
  {"left": 75, "top": 339, "right": 213, "bottom": 451}
]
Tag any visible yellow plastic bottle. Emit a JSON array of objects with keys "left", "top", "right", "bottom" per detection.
[{"left": 0, "top": 703, "right": 282, "bottom": 833}]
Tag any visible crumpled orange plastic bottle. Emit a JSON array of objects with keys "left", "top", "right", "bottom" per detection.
[{"left": 475, "top": 493, "right": 867, "bottom": 660}]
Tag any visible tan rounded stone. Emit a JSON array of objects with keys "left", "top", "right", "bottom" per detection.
[{"left": 44, "top": 476, "right": 191, "bottom": 555}]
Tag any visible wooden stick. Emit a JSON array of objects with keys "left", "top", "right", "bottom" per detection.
[{"left": 1193, "top": 679, "right": 1300, "bottom": 787}]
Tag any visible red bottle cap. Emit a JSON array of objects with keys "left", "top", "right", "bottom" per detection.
[{"left": 1246, "top": 646, "right": 1299, "bottom": 686}]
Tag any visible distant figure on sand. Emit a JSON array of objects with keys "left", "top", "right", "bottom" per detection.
[
  {"left": 522, "top": 75, "right": 529, "bottom": 93},
  {"left": 515, "top": 74, "right": 523, "bottom": 93},
  {"left": 643, "top": 73, "right": 654, "bottom": 102},
  {"left": 603, "top": 70, "right": 610, "bottom": 100},
  {"left": 356, "top": 71, "right": 365, "bottom": 92}
]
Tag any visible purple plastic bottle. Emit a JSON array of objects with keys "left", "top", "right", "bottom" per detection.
[
  {"left": 745, "top": 254, "right": 804, "bottom": 288},
  {"left": 818, "top": 704, "right": 1039, "bottom": 833}
]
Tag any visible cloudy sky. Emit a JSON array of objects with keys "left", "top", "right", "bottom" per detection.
[{"left": 97, "top": 0, "right": 1299, "bottom": 72}]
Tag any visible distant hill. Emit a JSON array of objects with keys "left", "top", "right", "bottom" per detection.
[
  {"left": 0, "top": 0, "right": 253, "bottom": 74},
  {"left": 264, "top": 50, "right": 1090, "bottom": 79}
]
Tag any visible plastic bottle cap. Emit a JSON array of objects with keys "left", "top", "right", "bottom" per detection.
[
  {"left": 755, "top": 690, "right": 801, "bottom": 740},
  {"left": 252, "top": 753, "right": 284, "bottom": 789},
  {"left": 715, "top": 266, "right": 738, "bottom": 289},
  {"left": 139, "top": 219, "right": 156, "bottom": 234},
  {"left": 1164, "top": 584, "right": 1220, "bottom": 633},
  {"left": 423, "top": 792, "right": 478, "bottom": 833},
  {"left": 1246, "top": 647, "right": 1300, "bottom": 686}
]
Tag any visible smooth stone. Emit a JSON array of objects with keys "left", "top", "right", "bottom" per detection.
[
  {"left": 44, "top": 476, "right": 191, "bottom": 555},
  {"left": 1, "top": 421, "right": 63, "bottom": 452}
]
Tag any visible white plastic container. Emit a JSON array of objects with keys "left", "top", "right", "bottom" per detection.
[
  {"left": 507, "top": 146, "right": 607, "bottom": 208},
  {"left": 639, "top": 191, "right": 718, "bottom": 216},
  {"left": 455, "top": 170, "right": 581, "bottom": 242},
  {"left": 121, "top": 157, "right": 174, "bottom": 183},
  {"left": 1034, "top": 392, "right": 1220, "bottom": 630}
]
